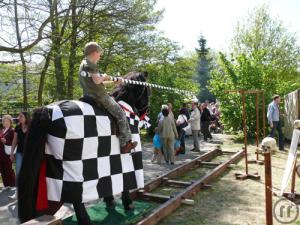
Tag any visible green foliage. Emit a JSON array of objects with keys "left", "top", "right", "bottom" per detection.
[
  {"left": 0, "top": 64, "right": 39, "bottom": 111},
  {"left": 196, "top": 36, "right": 215, "bottom": 102},
  {"left": 209, "top": 5, "right": 300, "bottom": 135},
  {"left": 145, "top": 53, "right": 199, "bottom": 133}
]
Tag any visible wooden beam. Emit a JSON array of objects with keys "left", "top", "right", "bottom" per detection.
[
  {"left": 21, "top": 215, "right": 62, "bottom": 225},
  {"left": 197, "top": 161, "right": 223, "bottom": 167},
  {"left": 264, "top": 150, "right": 273, "bottom": 225},
  {"left": 220, "top": 150, "right": 238, "bottom": 155},
  {"left": 138, "top": 191, "right": 171, "bottom": 203},
  {"left": 138, "top": 191, "right": 195, "bottom": 206},
  {"left": 136, "top": 149, "right": 244, "bottom": 225},
  {"left": 163, "top": 178, "right": 193, "bottom": 187}
]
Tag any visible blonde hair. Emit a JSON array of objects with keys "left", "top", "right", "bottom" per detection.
[
  {"left": 84, "top": 42, "right": 103, "bottom": 56},
  {"left": 2, "top": 114, "right": 13, "bottom": 127}
]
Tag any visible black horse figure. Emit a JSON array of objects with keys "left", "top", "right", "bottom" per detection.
[{"left": 18, "top": 71, "right": 150, "bottom": 225}]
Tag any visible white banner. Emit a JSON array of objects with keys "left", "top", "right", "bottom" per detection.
[{"left": 280, "top": 129, "right": 300, "bottom": 195}]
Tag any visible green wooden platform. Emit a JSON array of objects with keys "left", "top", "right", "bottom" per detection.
[{"left": 63, "top": 200, "right": 156, "bottom": 225}]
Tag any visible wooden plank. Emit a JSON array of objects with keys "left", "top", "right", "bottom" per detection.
[
  {"left": 136, "top": 149, "right": 244, "bottom": 225},
  {"left": 163, "top": 178, "right": 193, "bottom": 187},
  {"left": 220, "top": 150, "right": 238, "bottom": 155},
  {"left": 198, "top": 161, "right": 223, "bottom": 167},
  {"left": 138, "top": 191, "right": 171, "bottom": 203},
  {"left": 131, "top": 149, "right": 219, "bottom": 198},
  {"left": 202, "top": 184, "right": 212, "bottom": 189},
  {"left": 21, "top": 215, "right": 62, "bottom": 225},
  {"left": 138, "top": 191, "right": 195, "bottom": 206}
]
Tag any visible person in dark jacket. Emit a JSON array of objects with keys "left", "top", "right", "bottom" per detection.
[
  {"left": 179, "top": 103, "right": 190, "bottom": 120},
  {"left": 201, "top": 103, "right": 212, "bottom": 141},
  {"left": 9, "top": 112, "right": 30, "bottom": 200},
  {"left": 176, "top": 108, "right": 188, "bottom": 154}
]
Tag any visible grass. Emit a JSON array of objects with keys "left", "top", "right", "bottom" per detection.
[{"left": 158, "top": 140, "right": 300, "bottom": 225}]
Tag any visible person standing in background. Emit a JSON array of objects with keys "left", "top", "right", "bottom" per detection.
[
  {"left": 176, "top": 108, "right": 188, "bottom": 154},
  {"left": 0, "top": 115, "right": 16, "bottom": 190},
  {"left": 156, "top": 104, "right": 168, "bottom": 124},
  {"left": 152, "top": 127, "right": 162, "bottom": 164},
  {"left": 205, "top": 100, "right": 213, "bottom": 114},
  {"left": 9, "top": 112, "right": 31, "bottom": 200},
  {"left": 188, "top": 101, "right": 201, "bottom": 152},
  {"left": 201, "top": 103, "right": 213, "bottom": 141},
  {"left": 158, "top": 108, "right": 178, "bottom": 165},
  {"left": 180, "top": 103, "right": 190, "bottom": 120},
  {"left": 267, "top": 95, "right": 284, "bottom": 150},
  {"left": 167, "top": 103, "right": 175, "bottom": 121}
]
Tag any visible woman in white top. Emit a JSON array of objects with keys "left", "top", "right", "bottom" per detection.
[{"left": 176, "top": 108, "right": 188, "bottom": 154}]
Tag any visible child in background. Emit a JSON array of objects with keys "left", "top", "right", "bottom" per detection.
[
  {"left": 152, "top": 127, "right": 162, "bottom": 164},
  {"left": 174, "top": 139, "right": 181, "bottom": 156}
]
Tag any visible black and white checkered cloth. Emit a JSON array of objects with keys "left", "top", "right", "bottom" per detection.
[{"left": 44, "top": 100, "right": 144, "bottom": 203}]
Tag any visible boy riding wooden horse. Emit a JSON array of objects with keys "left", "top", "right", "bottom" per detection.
[{"left": 79, "top": 42, "right": 137, "bottom": 153}]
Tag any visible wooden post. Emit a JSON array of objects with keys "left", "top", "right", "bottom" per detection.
[
  {"left": 256, "top": 93, "right": 260, "bottom": 161},
  {"left": 291, "top": 163, "right": 296, "bottom": 193},
  {"left": 264, "top": 149, "right": 273, "bottom": 225},
  {"left": 262, "top": 92, "right": 266, "bottom": 138},
  {"left": 225, "top": 89, "right": 261, "bottom": 179},
  {"left": 242, "top": 91, "right": 248, "bottom": 174}
]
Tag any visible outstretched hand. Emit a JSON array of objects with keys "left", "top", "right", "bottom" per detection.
[{"left": 92, "top": 73, "right": 111, "bottom": 84}]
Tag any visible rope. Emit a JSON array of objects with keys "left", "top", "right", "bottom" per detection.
[
  {"left": 266, "top": 186, "right": 300, "bottom": 204},
  {"left": 108, "top": 75, "right": 196, "bottom": 96}
]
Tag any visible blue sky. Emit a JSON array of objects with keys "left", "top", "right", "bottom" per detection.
[{"left": 156, "top": 0, "right": 300, "bottom": 53}]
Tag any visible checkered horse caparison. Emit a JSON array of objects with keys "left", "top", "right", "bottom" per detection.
[{"left": 44, "top": 100, "right": 144, "bottom": 203}]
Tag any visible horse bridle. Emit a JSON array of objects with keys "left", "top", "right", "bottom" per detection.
[{"left": 135, "top": 84, "right": 150, "bottom": 116}]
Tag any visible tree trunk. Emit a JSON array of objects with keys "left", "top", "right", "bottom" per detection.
[
  {"left": 14, "top": 0, "right": 28, "bottom": 110},
  {"left": 38, "top": 51, "right": 52, "bottom": 106},
  {"left": 87, "top": 1, "right": 97, "bottom": 41},
  {"left": 49, "top": 0, "right": 66, "bottom": 100},
  {"left": 67, "top": 0, "right": 78, "bottom": 99}
]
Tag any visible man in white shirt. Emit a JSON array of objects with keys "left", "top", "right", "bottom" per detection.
[
  {"left": 188, "top": 101, "right": 201, "bottom": 152},
  {"left": 267, "top": 95, "right": 284, "bottom": 150}
]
